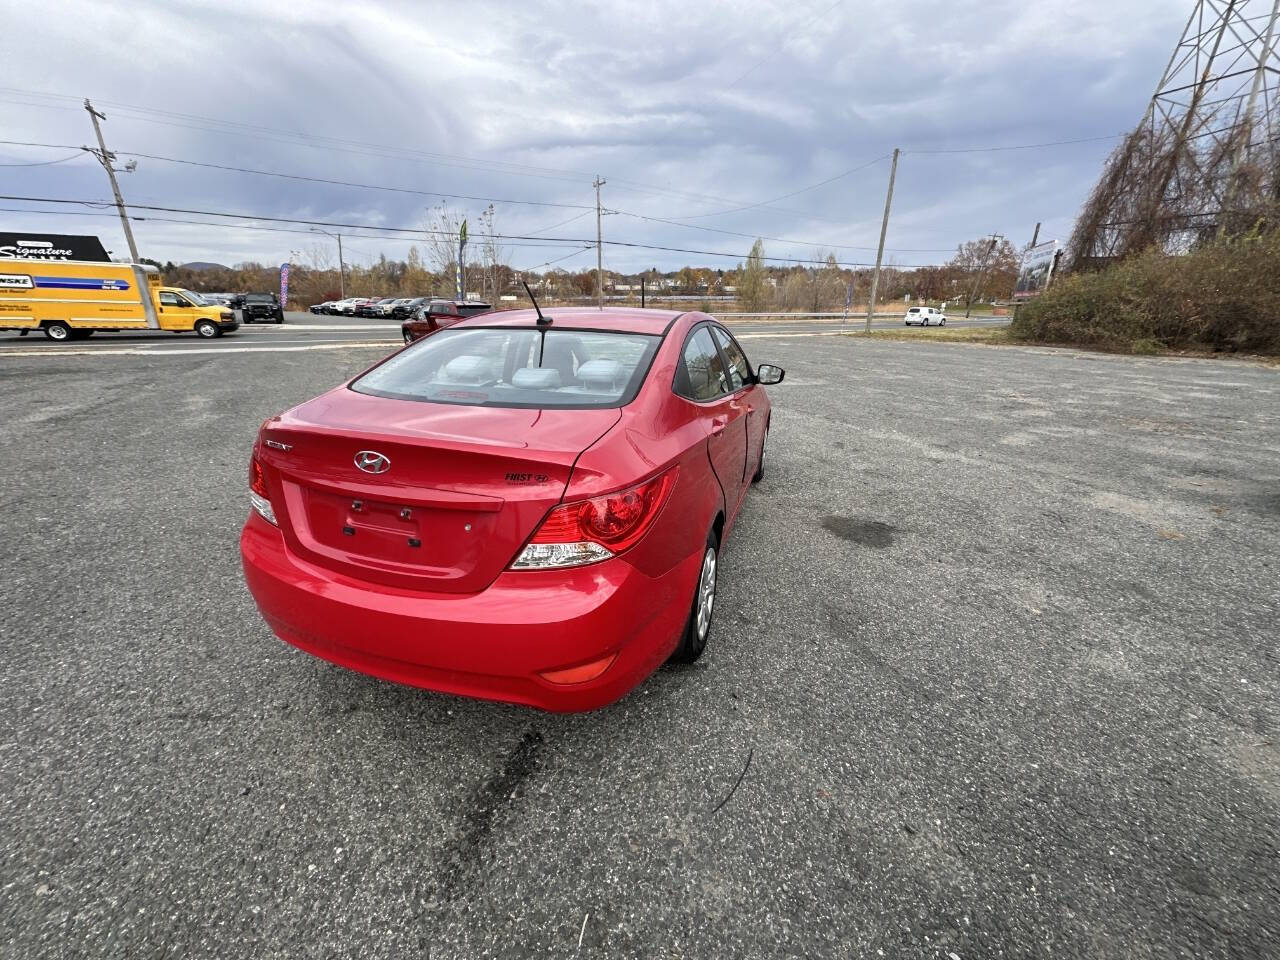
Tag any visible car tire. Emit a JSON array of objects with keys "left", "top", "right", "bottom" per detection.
[
  {"left": 940, "top": 318, "right": 946, "bottom": 326},
  {"left": 668, "top": 529, "right": 719, "bottom": 665},
  {"left": 403, "top": 330, "right": 414, "bottom": 344},
  {"left": 44, "top": 320, "right": 72, "bottom": 341},
  {"left": 194, "top": 319, "right": 221, "bottom": 338},
  {"left": 276, "top": 315, "right": 284, "bottom": 324},
  {"left": 751, "top": 429, "right": 767, "bottom": 483}
]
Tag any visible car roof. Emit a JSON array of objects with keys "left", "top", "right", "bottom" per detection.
[{"left": 452, "top": 307, "right": 685, "bottom": 336}]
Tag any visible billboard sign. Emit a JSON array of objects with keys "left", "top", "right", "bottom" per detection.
[
  {"left": 0, "top": 233, "right": 111, "bottom": 262},
  {"left": 1014, "top": 240, "right": 1057, "bottom": 299}
]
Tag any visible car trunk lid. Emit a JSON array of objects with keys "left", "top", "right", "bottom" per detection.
[{"left": 258, "top": 388, "right": 620, "bottom": 593}]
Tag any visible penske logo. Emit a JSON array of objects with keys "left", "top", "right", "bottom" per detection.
[{"left": 0, "top": 273, "right": 34, "bottom": 289}]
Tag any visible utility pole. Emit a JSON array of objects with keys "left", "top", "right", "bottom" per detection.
[
  {"left": 309, "top": 227, "right": 345, "bottom": 298},
  {"left": 594, "top": 176, "right": 606, "bottom": 309},
  {"left": 1028, "top": 221, "right": 1041, "bottom": 250},
  {"left": 83, "top": 99, "right": 140, "bottom": 263},
  {"left": 965, "top": 234, "right": 1001, "bottom": 318},
  {"left": 864, "top": 148, "right": 899, "bottom": 332}
]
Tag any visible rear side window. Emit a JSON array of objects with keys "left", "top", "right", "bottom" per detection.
[
  {"left": 676, "top": 327, "right": 730, "bottom": 402},
  {"left": 711, "top": 326, "right": 752, "bottom": 391},
  {"left": 352, "top": 327, "right": 660, "bottom": 409}
]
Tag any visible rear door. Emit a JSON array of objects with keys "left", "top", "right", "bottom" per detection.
[
  {"left": 676, "top": 325, "right": 749, "bottom": 516},
  {"left": 710, "top": 325, "right": 764, "bottom": 478}
]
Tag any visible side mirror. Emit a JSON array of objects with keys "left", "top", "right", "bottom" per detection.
[{"left": 756, "top": 363, "right": 785, "bottom": 385}]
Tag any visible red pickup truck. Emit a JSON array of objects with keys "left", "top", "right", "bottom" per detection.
[{"left": 400, "top": 299, "right": 493, "bottom": 344}]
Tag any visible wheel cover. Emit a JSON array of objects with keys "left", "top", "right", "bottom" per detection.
[
  {"left": 49, "top": 326, "right": 68, "bottom": 340},
  {"left": 695, "top": 546, "right": 717, "bottom": 641}
]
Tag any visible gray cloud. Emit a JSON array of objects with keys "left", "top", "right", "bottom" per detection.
[{"left": 3, "top": 0, "right": 1191, "bottom": 271}]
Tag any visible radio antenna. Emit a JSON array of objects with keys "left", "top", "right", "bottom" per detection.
[{"left": 522, "top": 280, "right": 552, "bottom": 326}]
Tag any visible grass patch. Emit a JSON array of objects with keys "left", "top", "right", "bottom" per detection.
[{"left": 844, "top": 325, "right": 1013, "bottom": 345}]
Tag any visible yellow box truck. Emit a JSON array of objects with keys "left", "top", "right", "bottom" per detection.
[{"left": 0, "top": 257, "right": 239, "bottom": 341}]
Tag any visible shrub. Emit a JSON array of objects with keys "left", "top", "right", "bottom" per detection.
[{"left": 1010, "top": 233, "right": 1280, "bottom": 354}]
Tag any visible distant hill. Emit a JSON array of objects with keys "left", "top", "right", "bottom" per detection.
[{"left": 179, "top": 261, "right": 230, "bottom": 272}]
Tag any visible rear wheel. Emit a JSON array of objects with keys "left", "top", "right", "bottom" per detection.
[
  {"left": 194, "top": 319, "right": 221, "bottom": 338},
  {"left": 43, "top": 320, "right": 72, "bottom": 342},
  {"left": 668, "top": 530, "right": 719, "bottom": 664}
]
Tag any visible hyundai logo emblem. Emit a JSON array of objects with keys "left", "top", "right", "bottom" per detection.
[{"left": 354, "top": 450, "right": 391, "bottom": 474}]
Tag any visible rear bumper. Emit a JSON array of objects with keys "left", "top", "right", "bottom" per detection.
[{"left": 239, "top": 514, "right": 697, "bottom": 712}]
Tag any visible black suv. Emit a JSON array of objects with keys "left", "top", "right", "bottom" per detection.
[{"left": 241, "top": 293, "right": 285, "bottom": 324}]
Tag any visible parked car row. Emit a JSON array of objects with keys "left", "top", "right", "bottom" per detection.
[
  {"left": 309, "top": 297, "right": 494, "bottom": 332},
  {"left": 310, "top": 297, "right": 425, "bottom": 318}
]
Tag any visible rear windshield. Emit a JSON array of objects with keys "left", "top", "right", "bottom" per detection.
[{"left": 352, "top": 327, "right": 661, "bottom": 409}]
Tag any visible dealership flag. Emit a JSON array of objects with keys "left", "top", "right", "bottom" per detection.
[
  {"left": 456, "top": 220, "right": 468, "bottom": 300},
  {"left": 280, "top": 262, "right": 290, "bottom": 307}
]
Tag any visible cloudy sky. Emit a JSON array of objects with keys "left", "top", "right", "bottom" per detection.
[{"left": 4, "top": 0, "right": 1192, "bottom": 274}]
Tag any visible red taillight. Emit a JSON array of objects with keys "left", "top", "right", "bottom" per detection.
[
  {"left": 511, "top": 468, "right": 677, "bottom": 570},
  {"left": 250, "top": 455, "right": 269, "bottom": 498},
  {"left": 249, "top": 453, "right": 277, "bottom": 525}
]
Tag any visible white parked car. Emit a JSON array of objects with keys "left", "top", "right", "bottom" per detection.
[{"left": 905, "top": 306, "right": 947, "bottom": 326}]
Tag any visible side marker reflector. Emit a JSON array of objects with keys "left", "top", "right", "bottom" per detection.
[{"left": 538, "top": 653, "right": 617, "bottom": 686}]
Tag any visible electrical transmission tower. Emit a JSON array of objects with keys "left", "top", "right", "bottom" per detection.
[{"left": 1069, "top": 0, "right": 1280, "bottom": 270}]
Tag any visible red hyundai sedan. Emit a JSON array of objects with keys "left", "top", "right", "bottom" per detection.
[{"left": 240, "top": 308, "right": 784, "bottom": 711}]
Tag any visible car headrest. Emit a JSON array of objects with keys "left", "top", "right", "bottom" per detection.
[
  {"left": 511, "top": 367, "right": 562, "bottom": 389},
  {"left": 442, "top": 355, "right": 494, "bottom": 383},
  {"left": 576, "top": 359, "right": 624, "bottom": 389}
]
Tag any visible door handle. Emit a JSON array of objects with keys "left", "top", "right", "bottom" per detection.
[{"left": 710, "top": 416, "right": 727, "bottom": 436}]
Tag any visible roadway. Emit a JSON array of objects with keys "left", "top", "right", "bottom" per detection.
[{"left": 0, "top": 310, "right": 1010, "bottom": 356}]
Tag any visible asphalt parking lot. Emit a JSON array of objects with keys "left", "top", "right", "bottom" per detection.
[{"left": 1, "top": 333, "right": 1277, "bottom": 958}]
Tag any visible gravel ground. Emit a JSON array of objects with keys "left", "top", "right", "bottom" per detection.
[{"left": 1, "top": 336, "right": 1277, "bottom": 959}]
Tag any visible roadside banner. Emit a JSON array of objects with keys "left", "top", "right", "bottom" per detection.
[
  {"left": 280, "top": 262, "right": 290, "bottom": 307},
  {"left": 1014, "top": 240, "right": 1057, "bottom": 299},
  {"left": 456, "top": 220, "right": 468, "bottom": 300},
  {"left": 843, "top": 279, "right": 853, "bottom": 321}
]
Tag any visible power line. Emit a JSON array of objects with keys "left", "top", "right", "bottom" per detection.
[
  {"left": 905, "top": 133, "right": 1125, "bottom": 155},
  {"left": 0, "top": 149, "right": 85, "bottom": 167},
  {"left": 0, "top": 195, "right": 948, "bottom": 267},
  {"left": 0, "top": 140, "right": 592, "bottom": 210},
  {"left": 608, "top": 206, "right": 955, "bottom": 252},
  {"left": 0, "top": 205, "right": 595, "bottom": 252},
  {"left": 516, "top": 245, "right": 596, "bottom": 272},
  {"left": 725, "top": 0, "right": 846, "bottom": 88},
  {"left": 673, "top": 154, "right": 892, "bottom": 220},
  {"left": 113, "top": 151, "right": 594, "bottom": 210}
]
